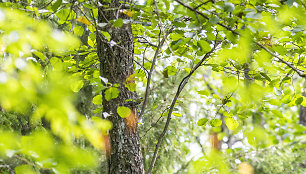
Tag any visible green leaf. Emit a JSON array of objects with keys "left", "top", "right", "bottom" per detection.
[
  {"left": 105, "top": 87, "right": 119, "bottom": 101},
  {"left": 213, "top": 94, "right": 221, "bottom": 100},
  {"left": 184, "top": 68, "right": 191, "bottom": 73},
  {"left": 197, "top": 40, "right": 211, "bottom": 52},
  {"left": 222, "top": 76, "right": 238, "bottom": 93},
  {"left": 70, "top": 80, "right": 84, "bottom": 93},
  {"left": 225, "top": 117, "right": 238, "bottom": 130},
  {"left": 209, "top": 16, "right": 220, "bottom": 24},
  {"left": 33, "top": 51, "right": 46, "bottom": 61},
  {"left": 117, "top": 106, "right": 131, "bottom": 118},
  {"left": 172, "top": 112, "right": 182, "bottom": 117},
  {"left": 100, "top": 31, "right": 111, "bottom": 41},
  {"left": 73, "top": 26, "right": 84, "bottom": 36},
  {"left": 281, "top": 76, "right": 291, "bottom": 84},
  {"left": 15, "top": 164, "right": 36, "bottom": 174},
  {"left": 125, "top": 83, "right": 136, "bottom": 92},
  {"left": 224, "top": 2, "right": 235, "bottom": 13},
  {"left": 165, "top": 66, "right": 177, "bottom": 76},
  {"left": 197, "top": 90, "right": 210, "bottom": 96},
  {"left": 260, "top": 72, "right": 271, "bottom": 82},
  {"left": 93, "top": 95, "right": 103, "bottom": 105},
  {"left": 281, "top": 95, "right": 291, "bottom": 104},
  {"left": 271, "top": 110, "right": 283, "bottom": 118},
  {"left": 210, "top": 119, "right": 222, "bottom": 127},
  {"left": 197, "top": 118, "right": 208, "bottom": 126},
  {"left": 56, "top": 9, "right": 70, "bottom": 22},
  {"left": 295, "top": 97, "right": 303, "bottom": 105},
  {"left": 170, "top": 33, "right": 183, "bottom": 41},
  {"left": 93, "top": 107, "right": 103, "bottom": 113},
  {"left": 268, "top": 99, "right": 281, "bottom": 106},
  {"left": 113, "top": 18, "right": 123, "bottom": 28},
  {"left": 51, "top": 0, "right": 62, "bottom": 12},
  {"left": 135, "top": 69, "right": 146, "bottom": 78},
  {"left": 274, "top": 45, "right": 287, "bottom": 55}
]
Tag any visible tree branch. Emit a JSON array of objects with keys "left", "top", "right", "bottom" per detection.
[
  {"left": 147, "top": 41, "right": 220, "bottom": 174},
  {"left": 139, "top": 27, "right": 174, "bottom": 118},
  {"left": 175, "top": 0, "right": 306, "bottom": 78},
  {"left": 255, "top": 42, "right": 305, "bottom": 77}
]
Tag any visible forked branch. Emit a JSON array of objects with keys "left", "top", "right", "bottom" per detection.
[{"left": 147, "top": 40, "right": 221, "bottom": 174}]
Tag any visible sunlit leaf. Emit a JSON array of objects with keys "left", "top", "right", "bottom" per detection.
[
  {"left": 271, "top": 110, "right": 283, "bottom": 118},
  {"left": 198, "top": 39, "right": 211, "bottom": 52},
  {"left": 93, "top": 107, "right": 103, "bottom": 113},
  {"left": 197, "top": 118, "right": 208, "bottom": 126},
  {"left": 165, "top": 66, "right": 177, "bottom": 76},
  {"left": 15, "top": 164, "right": 37, "bottom": 174},
  {"left": 105, "top": 87, "right": 119, "bottom": 101},
  {"left": 77, "top": 16, "right": 92, "bottom": 25},
  {"left": 122, "top": 10, "right": 134, "bottom": 17},
  {"left": 71, "top": 80, "right": 84, "bottom": 93},
  {"left": 125, "top": 83, "right": 136, "bottom": 92},
  {"left": 225, "top": 117, "right": 239, "bottom": 130},
  {"left": 100, "top": 31, "right": 111, "bottom": 41},
  {"left": 197, "top": 90, "right": 210, "bottom": 97},
  {"left": 113, "top": 18, "right": 123, "bottom": 28},
  {"left": 73, "top": 26, "right": 84, "bottom": 36},
  {"left": 172, "top": 112, "right": 182, "bottom": 117},
  {"left": 117, "top": 106, "right": 131, "bottom": 118},
  {"left": 213, "top": 94, "right": 221, "bottom": 100},
  {"left": 268, "top": 99, "right": 281, "bottom": 106},
  {"left": 32, "top": 51, "right": 46, "bottom": 61},
  {"left": 210, "top": 119, "right": 222, "bottom": 127},
  {"left": 93, "top": 95, "right": 103, "bottom": 105}
]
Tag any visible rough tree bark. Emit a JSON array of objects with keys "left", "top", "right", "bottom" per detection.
[{"left": 96, "top": 0, "right": 145, "bottom": 173}]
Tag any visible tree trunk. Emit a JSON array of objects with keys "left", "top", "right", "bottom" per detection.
[
  {"left": 97, "top": 0, "right": 145, "bottom": 173},
  {"left": 299, "top": 93, "right": 306, "bottom": 126}
]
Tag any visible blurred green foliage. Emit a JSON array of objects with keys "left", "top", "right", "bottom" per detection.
[{"left": 0, "top": 6, "right": 111, "bottom": 173}]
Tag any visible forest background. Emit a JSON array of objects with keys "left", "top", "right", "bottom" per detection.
[{"left": 0, "top": 0, "right": 305, "bottom": 173}]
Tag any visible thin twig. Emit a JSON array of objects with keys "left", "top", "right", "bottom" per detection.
[
  {"left": 194, "top": 0, "right": 213, "bottom": 10},
  {"left": 135, "top": 36, "right": 158, "bottom": 47},
  {"left": 141, "top": 107, "right": 169, "bottom": 139},
  {"left": 255, "top": 42, "right": 305, "bottom": 77},
  {"left": 153, "top": 0, "right": 163, "bottom": 34},
  {"left": 133, "top": 59, "right": 149, "bottom": 78},
  {"left": 147, "top": 40, "right": 221, "bottom": 174},
  {"left": 139, "top": 27, "right": 174, "bottom": 118}
]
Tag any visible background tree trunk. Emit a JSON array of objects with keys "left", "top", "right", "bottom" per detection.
[
  {"left": 97, "top": 0, "right": 145, "bottom": 173},
  {"left": 299, "top": 93, "right": 306, "bottom": 126}
]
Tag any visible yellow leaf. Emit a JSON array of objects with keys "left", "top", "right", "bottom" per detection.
[
  {"left": 238, "top": 162, "right": 254, "bottom": 174},
  {"left": 77, "top": 16, "right": 92, "bottom": 25},
  {"left": 225, "top": 117, "right": 239, "bottom": 130},
  {"left": 123, "top": 10, "right": 134, "bottom": 17}
]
